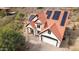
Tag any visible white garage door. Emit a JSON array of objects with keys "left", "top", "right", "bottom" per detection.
[{"left": 42, "top": 36, "right": 58, "bottom": 47}]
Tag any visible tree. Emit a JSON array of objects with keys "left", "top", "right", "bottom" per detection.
[
  {"left": 0, "top": 29, "right": 26, "bottom": 51},
  {"left": 60, "top": 27, "right": 77, "bottom": 48}
]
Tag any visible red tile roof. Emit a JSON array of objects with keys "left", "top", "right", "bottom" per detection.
[
  {"left": 40, "top": 23, "right": 62, "bottom": 41},
  {"left": 37, "top": 11, "right": 47, "bottom": 24},
  {"left": 50, "top": 23, "right": 62, "bottom": 41},
  {"left": 28, "top": 10, "right": 70, "bottom": 41},
  {"left": 40, "top": 10, "right": 70, "bottom": 41}
]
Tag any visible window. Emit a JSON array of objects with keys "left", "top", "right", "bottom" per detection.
[
  {"left": 37, "top": 24, "right": 40, "bottom": 28},
  {"left": 61, "top": 11, "right": 68, "bottom": 26},
  {"left": 46, "top": 10, "right": 52, "bottom": 19},
  {"left": 52, "top": 11, "right": 61, "bottom": 20},
  {"left": 48, "top": 29, "right": 51, "bottom": 34}
]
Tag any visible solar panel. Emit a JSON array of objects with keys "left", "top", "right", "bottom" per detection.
[
  {"left": 52, "top": 11, "right": 61, "bottom": 20},
  {"left": 61, "top": 11, "right": 68, "bottom": 26},
  {"left": 29, "top": 15, "right": 36, "bottom": 22},
  {"left": 46, "top": 10, "right": 52, "bottom": 19}
]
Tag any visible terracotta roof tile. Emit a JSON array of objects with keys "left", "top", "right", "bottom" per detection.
[
  {"left": 37, "top": 11, "right": 47, "bottom": 24},
  {"left": 50, "top": 23, "right": 63, "bottom": 41}
]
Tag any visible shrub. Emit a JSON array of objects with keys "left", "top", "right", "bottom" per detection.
[
  {"left": 10, "top": 22, "right": 23, "bottom": 31},
  {"left": 60, "top": 27, "right": 77, "bottom": 48},
  {"left": 0, "top": 29, "right": 26, "bottom": 51},
  {"left": 15, "top": 12, "right": 25, "bottom": 20}
]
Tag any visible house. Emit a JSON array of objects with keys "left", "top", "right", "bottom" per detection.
[
  {"left": 26, "top": 9, "right": 70, "bottom": 47},
  {"left": 0, "top": 7, "right": 16, "bottom": 15},
  {"left": 39, "top": 10, "right": 70, "bottom": 47},
  {"left": 0, "top": 7, "right": 10, "bottom": 12}
]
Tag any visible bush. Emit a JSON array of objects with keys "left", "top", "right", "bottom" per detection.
[
  {"left": 60, "top": 27, "right": 77, "bottom": 48},
  {"left": 14, "top": 12, "right": 20, "bottom": 20},
  {"left": 15, "top": 12, "right": 25, "bottom": 20},
  {"left": 10, "top": 22, "right": 23, "bottom": 31},
  {"left": 0, "top": 15, "right": 15, "bottom": 27},
  {"left": 19, "top": 13, "right": 25, "bottom": 18},
  {"left": 0, "top": 29, "right": 26, "bottom": 51}
]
